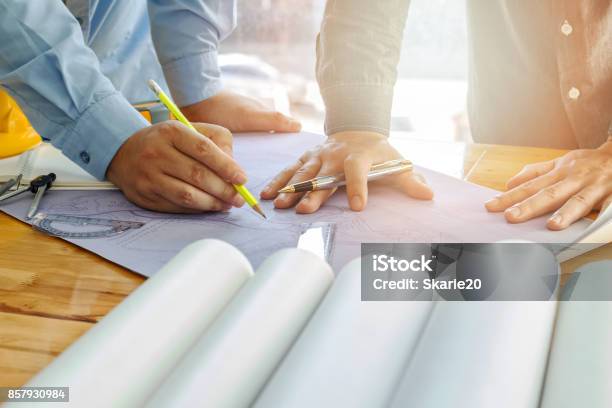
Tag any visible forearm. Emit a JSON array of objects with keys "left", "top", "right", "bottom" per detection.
[
  {"left": 317, "top": 0, "right": 410, "bottom": 136},
  {"left": 0, "top": 0, "right": 148, "bottom": 180},
  {"left": 147, "top": 0, "right": 236, "bottom": 107}
]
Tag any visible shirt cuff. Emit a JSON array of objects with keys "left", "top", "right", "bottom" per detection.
[
  {"left": 59, "top": 92, "right": 149, "bottom": 180},
  {"left": 161, "top": 51, "right": 224, "bottom": 107},
  {"left": 321, "top": 84, "right": 394, "bottom": 136}
]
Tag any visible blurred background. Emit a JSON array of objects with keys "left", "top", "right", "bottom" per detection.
[{"left": 220, "top": 0, "right": 470, "bottom": 143}]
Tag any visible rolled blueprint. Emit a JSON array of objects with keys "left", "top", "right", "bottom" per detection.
[
  {"left": 390, "top": 301, "right": 557, "bottom": 408},
  {"left": 146, "top": 248, "right": 334, "bottom": 408},
  {"left": 12, "top": 239, "right": 253, "bottom": 408},
  {"left": 540, "top": 261, "right": 612, "bottom": 408},
  {"left": 254, "top": 257, "right": 434, "bottom": 408}
]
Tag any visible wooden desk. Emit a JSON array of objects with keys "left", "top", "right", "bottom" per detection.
[{"left": 0, "top": 142, "right": 609, "bottom": 387}]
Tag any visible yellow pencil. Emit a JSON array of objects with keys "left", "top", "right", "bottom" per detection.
[{"left": 147, "top": 79, "right": 266, "bottom": 219}]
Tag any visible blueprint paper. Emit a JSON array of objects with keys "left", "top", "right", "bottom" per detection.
[
  {"left": 540, "top": 261, "right": 612, "bottom": 408},
  {"left": 148, "top": 249, "right": 333, "bottom": 408},
  {"left": 0, "top": 132, "right": 592, "bottom": 276},
  {"left": 254, "top": 258, "right": 433, "bottom": 408},
  {"left": 12, "top": 240, "right": 252, "bottom": 408},
  {"left": 389, "top": 301, "right": 556, "bottom": 408}
]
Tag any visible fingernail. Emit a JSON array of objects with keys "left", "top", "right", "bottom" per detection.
[
  {"left": 232, "top": 195, "right": 245, "bottom": 207},
  {"left": 233, "top": 172, "right": 247, "bottom": 184},
  {"left": 221, "top": 204, "right": 232, "bottom": 212},
  {"left": 485, "top": 198, "right": 499, "bottom": 206},
  {"left": 549, "top": 213, "right": 563, "bottom": 225},
  {"left": 506, "top": 206, "right": 521, "bottom": 218},
  {"left": 350, "top": 195, "right": 362, "bottom": 210}
]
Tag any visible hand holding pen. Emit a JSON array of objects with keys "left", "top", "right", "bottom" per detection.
[
  {"left": 278, "top": 159, "right": 413, "bottom": 193},
  {"left": 261, "top": 131, "right": 434, "bottom": 213}
]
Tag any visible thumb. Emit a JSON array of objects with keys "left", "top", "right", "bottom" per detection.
[{"left": 250, "top": 111, "right": 302, "bottom": 133}]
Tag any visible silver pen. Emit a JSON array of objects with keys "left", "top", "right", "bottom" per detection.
[{"left": 278, "top": 159, "right": 413, "bottom": 193}]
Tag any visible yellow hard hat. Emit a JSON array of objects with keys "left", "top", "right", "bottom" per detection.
[{"left": 0, "top": 89, "right": 42, "bottom": 158}]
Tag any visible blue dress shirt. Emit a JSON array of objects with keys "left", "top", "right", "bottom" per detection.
[{"left": 0, "top": 0, "right": 236, "bottom": 180}]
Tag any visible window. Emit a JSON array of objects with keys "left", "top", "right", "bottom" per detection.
[{"left": 221, "top": 0, "right": 469, "bottom": 142}]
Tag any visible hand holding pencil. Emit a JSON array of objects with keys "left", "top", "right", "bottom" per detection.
[
  {"left": 147, "top": 80, "right": 266, "bottom": 219},
  {"left": 106, "top": 84, "right": 260, "bottom": 215}
]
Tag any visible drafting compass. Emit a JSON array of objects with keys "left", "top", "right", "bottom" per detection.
[{"left": 0, "top": 173, "right": 55, "bottom": 219}]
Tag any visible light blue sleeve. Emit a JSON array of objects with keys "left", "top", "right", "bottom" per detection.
[
  {"left": 148, "top": 0, "right": 237, "bottom": 107},
  {"left": 0, "top": 1, "right": 149, "bottom": 180}
]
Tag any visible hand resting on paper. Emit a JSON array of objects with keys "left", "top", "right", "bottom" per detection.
[
  {"left": 261, "top": 131, "right": 434, "bottom": 213},
  {"left": 485, "top": 137, "right": 612, "bottom": 230},
  {"left": 181, "top": 90, "right": 301, "bottom": 134},
  {"left": 107, "top": 121, "right": 247, "bottom": 213}
]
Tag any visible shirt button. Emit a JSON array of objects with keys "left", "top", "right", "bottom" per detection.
[
  {"left": 80, "top": 151, "right": 91, "bottom": 164},
  {"left": 561, "top": 20, "right": 573, "bottom": 36},
  {"left": 568, "top": 87, "right": 581, "bottom": 100}
]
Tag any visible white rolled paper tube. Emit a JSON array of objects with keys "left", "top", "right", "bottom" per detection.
[
  {"left": 11, "top": 239, "right": 253, "bottom": 408},
  {"left": 390, "top": 301, "right": 557, "bottom": 408},
  {"left": 253, "top": 257, "right": 434, "bottom": 408},
  {"left": 540, "top": 261, "right": 612, "bottom": 408},
  {"left": 146, "top": 248, "right": 334, "bottom": 408}
]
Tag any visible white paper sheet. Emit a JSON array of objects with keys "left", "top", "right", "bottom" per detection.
[
  {"left": 0, "top": 132, "right": 592, "bottom": 276},
  {"left": 540, "top": 261, "right": 612, "bottom": 408},
  {"left": 146, "top": 248, "right": 333, "bottom": 408},
  {"left": 0, "top": 143, "right": 114, "bottom": 188},
  {"left": 5, "top": 240, "right": 253, "bottom": 408},
  {"left": 389, "top": 301, "right": 557, "bottom": 408},
  {"left": 253, "top": 258, "right": 433, "bottom": 408}
]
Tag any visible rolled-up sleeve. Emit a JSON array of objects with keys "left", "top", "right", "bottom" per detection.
[
  {"left": 0, "top": 0, "right": 149, "bottom": 180},
  {"left": 317, "top": 0, "right": 410, "bottom": 136},
  {"left": 148, "top": 0, "right": 237, "bottom": 107}
]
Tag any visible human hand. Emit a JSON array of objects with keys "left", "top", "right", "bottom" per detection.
[
  {"left": 181, "top": 90, "right": 301, "bottom": 133},
  {"left": 107, "top": 121, "right": 248, "bottom": 213},
  {"left": 260, "top": 131, "right": 434, "bottom": 213},
  {"left": 485, "top": 138, "right": 612, "bottom": 230}
]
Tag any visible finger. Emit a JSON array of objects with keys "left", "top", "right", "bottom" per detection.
[
  {"left": 344, "top": 153, "right": 372, "bottom": 211},
  {"left": 391, "top": 171, "right": 434, "bottom": 200},
  {"left": 295, "top": 162, "right": 341, "bottom": 213},
  {"left": 162, "top": 149, "right": 244, "bottom": 207},
  {"left": 273, "top": 158, "right": 321, "bottom": 209},
  {"left": 171, "top": 123, "right": 246, "bottom": 185},
  {"left": 151, "top": 174, "right": 230, "bottom": 212},
  {"left": 260, "top": 160, "right": 304, "bottom": 200},
  {"left": 506, "top": 160, "right": 556, "bottom": 190},
  {"left": 547, "top": 186, "right": 609, "bottom": 230},
  {"left": 296, "top": 188, "right": 338, "bottom": 214},
  {"left": 485, "top": 169, "right": 564, "bottom": 212},
  {"left": 192, "top": 122, "right": 234, "bottom": 156},
  {"left": 247, "top": 111, "right": 302, "bottom": 133},
  {"left": 503, "top": 179, "right": 584, "bottom": 224}
]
